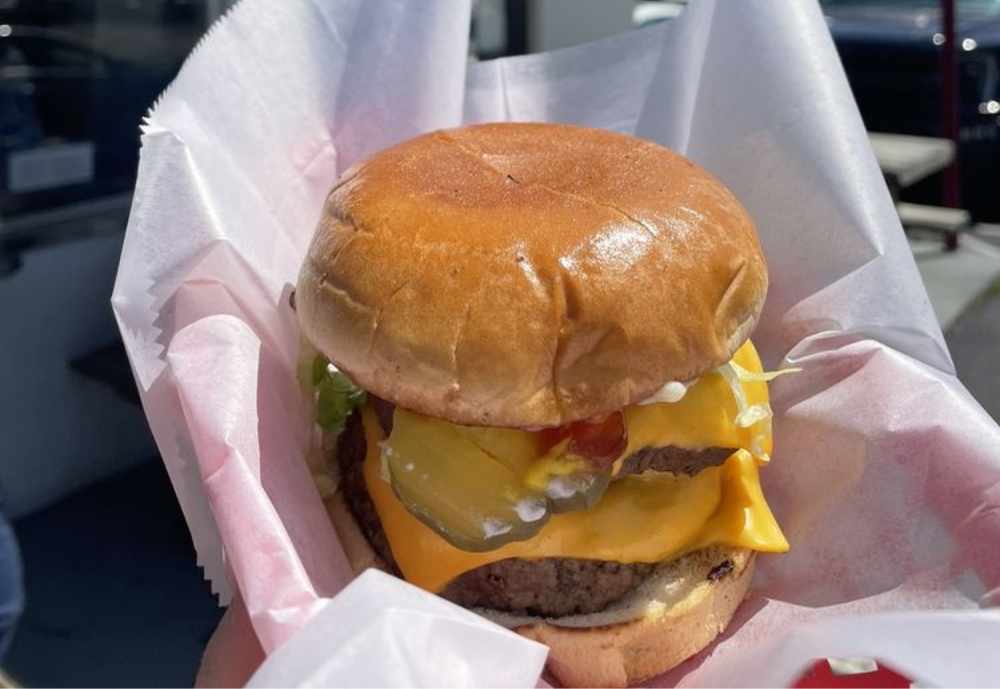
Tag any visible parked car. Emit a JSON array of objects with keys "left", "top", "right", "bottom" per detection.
[
  {"left": 162, "top": 0, "right": 202, "bottom": 23},
  {"left": 0, "top": 26, "right": 176, "bottom": 217},
  {"left": 0, "top": 0, "right": 96, "bottom": 25},
  {"left": 0, "top": 0, "right": 204, "bottom": 25},
  {"left": 822, "top": 0, "right": 1000, "bottom": 221}
]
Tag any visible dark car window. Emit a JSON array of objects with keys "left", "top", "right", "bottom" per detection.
[
  {"left": 6, "top": 36, "right": 107, "bottom": 68},
  {"left": 35, "top": 44, "right": 99, "bottom": 68},
  {"left": 0, "top": 14, "right": 200, "bottom": 219},
  {"left": 0, "top": 45, "right": 28, "bottom": 67}
]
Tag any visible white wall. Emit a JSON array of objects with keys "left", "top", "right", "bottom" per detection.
[
  {"left": 530, "top": 0, "right": 636, "bottom": 53},
  {"left": 0, "top": 234, "right": 156, "bottom": 518}
]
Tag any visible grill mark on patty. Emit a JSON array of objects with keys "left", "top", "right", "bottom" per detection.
[
  {"left": 619, "top": 444, "right": 734, "bottom": 477},
  {"left": 707, "top": 559, "right": 735, "bottom": 581},
  {"left": 335, "top": 404, "right": 736, "bottom": 617}
]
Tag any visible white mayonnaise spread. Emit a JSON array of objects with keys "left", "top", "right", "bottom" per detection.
[{"left": 636, "top": 380, "right": 691, "bottom": 405}]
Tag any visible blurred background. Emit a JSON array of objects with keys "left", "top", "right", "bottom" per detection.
[{"left": 1, "top": 0, "right": 998, "bottom": 685}]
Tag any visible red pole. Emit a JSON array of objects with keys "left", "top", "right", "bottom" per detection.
[{"left": 941, "top": 0, "right": 961, "bottom": 250}]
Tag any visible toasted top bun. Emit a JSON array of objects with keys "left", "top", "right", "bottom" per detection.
[{"left": 297, "top": 123, "right": 767, "bottom": 427}]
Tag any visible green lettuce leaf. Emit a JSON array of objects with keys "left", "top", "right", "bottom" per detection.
[{"left": 311, "top": 355, "right": 365, "bottom": 434}]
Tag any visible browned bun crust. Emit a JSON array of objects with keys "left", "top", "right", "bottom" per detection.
[
  {"left": 324, "top": 489, "right": 754, "bottom": 688},
  {"left": 297, "top": 123, "right": 767, "bottom": 427}
]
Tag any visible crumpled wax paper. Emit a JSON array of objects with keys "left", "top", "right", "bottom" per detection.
[{"left": 112, "top": 0, "right": 1000, "bottom": 685}]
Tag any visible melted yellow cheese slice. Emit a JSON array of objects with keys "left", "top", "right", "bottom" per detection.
[
  {"left": 619, "top": 340, "right": 773, "bottom": 466},
  {"left": 361, "top": 339, "right": 788, "bottom": 593}
]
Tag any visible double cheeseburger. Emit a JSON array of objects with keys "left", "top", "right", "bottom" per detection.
[{"left": 296, "top": 123, "right": 791, "bottom": 687}]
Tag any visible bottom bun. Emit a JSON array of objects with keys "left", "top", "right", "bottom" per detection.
[
  {"left": 514, "top": 548, "right": 754, "bottom": 687},
  {"left": 323, "top": 490, "right": 754, "bottom": 688}
]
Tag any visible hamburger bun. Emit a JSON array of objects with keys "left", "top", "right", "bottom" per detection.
[{"left": 296, "top": 123, "right": 767, "bottom": 428}]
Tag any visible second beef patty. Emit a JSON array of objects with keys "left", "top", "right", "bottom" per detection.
[{"left": 336, "top": 403, "right": 734, "bottom": 617}]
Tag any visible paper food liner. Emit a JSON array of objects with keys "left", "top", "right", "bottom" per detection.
[{"left": 112, "top": 0, "right": 1000, "bottom": 685}]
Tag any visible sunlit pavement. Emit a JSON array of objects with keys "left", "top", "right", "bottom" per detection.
[
  {"left": 912, "top": 231, "right": 1000, "bottom": 331},
  {"left": 913, "top": 227, "right": 1000, "bottom": 420}
]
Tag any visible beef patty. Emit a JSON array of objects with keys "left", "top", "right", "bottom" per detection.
[{"left": 336, "top": 402, "right": 734, "bottom": 617}]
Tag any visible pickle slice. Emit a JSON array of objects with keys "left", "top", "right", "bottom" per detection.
[
  {"left": 544, "top": 469, "right": 611, "bottom": 513},
  {"left": 451, "top": 424, "right": 543, "bottom": 473},
  {"left": 385, "top": 409, "right": 550, "bottom": 551},
  {"left": 523, "top": 448, "right": 613, "bottom": 514}
]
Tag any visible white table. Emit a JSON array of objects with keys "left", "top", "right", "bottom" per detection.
[
  {"left": 869, "top": 132, "right": 964, "bottom": 249},
  {"left": 869, "top": 132, "right": 955, "bottom": 192}
]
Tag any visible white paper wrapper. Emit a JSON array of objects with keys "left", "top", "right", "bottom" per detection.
[
  {"left": 245, "top": 569, "right": 548, "bottom": 688},
  {"left": 112, "top": 0, "right": 1000, "bottom": 685}
]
